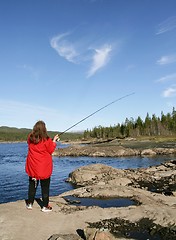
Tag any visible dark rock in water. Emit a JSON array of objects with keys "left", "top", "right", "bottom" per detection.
[{"left": 64, "top": 197, "right": 81, "bottom": 204}]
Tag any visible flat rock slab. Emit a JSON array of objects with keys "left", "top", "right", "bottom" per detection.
[{"left": 0, "top": 198, "right": 124, "bottom": 240}]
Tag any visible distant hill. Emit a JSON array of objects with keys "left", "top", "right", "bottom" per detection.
[
  {"left": 0, "top": 126, "right": 31, "bottom": 132},
  {"left": 0, "top": 126, "right": 83, "bottom": 142}
]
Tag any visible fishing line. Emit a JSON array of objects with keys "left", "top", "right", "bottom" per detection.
[{"left": 59, "top": 92, "right": 135, "bottom": 136}]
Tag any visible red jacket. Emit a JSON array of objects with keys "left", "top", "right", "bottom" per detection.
[{"left": 25, "top": 137, "right": 57, "bottom": 180}]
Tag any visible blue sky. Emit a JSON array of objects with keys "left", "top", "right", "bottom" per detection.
[{"left": 0, "top": 0, "right": 176, "bottom": 132}]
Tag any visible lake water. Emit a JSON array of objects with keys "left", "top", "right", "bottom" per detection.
[{"left": 0, "top": 142, "right": 175, "bottom": 204}]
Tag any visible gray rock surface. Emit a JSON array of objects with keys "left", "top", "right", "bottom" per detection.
[
  {"left": 66, "top": 161, "right": 176, "bottom": 194},
  {"left": 54, "top": 144, "right": 176, "bottom": 157}
]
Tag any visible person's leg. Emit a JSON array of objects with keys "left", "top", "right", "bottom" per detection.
[
  {"left": 28, "top": 177, "right": 39, "bottom": 204},
  {"left": 40, "top": 177, "right": 50, "bottom": 207}
]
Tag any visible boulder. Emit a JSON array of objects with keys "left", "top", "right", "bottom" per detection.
[
  {"left": 84, "top": 227, "right": 117, "bottom": 240},
  {"left": 141, "top": 149, "right": 157, "bottom": 155},
  {"left": 66, "top": 161, "right": 176, "bottom": 195},
  {"left": 67, "top": 164, "right": 125, "bottom": 186}
]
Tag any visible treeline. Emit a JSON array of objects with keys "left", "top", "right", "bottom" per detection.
[
  {"left": 1, "top": 108, "right": 176, "bottom": 142},
  {"left": 83, "top": 108, "right": 176, "bottom": 139},
  {"left": 0, "top": 127, "right": 31, "bottom": 142},
  {"left": 0, "top": 126, "right": 83, "bottom": 142}
]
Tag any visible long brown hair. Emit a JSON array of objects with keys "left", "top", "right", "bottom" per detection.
[{"left": 29, "top": 120, "right": 49, "bottom": 144}]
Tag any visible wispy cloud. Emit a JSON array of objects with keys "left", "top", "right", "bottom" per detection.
[
  {"left": 156, "top": 55, "right": 176, "bottom": 65},
  {"left": 126, "top": 64, "right": 136, "bottom": 72},
  {"left": 17, "top": 64, "right": 40, "bottom": 80},
  {"left": 156, "top": 73, "right": 176, "bottom": 83},
  {"left": 156, "top": 16, "right": 176, "bottom": 35},
  {"left": 50, "top": 32, "right": 79, "bottom": 63},
  {"left": 162, "top": 85, "right": 176, "bottom": 97},
  {"left": 87, "top": 45, "right": 112, "bottom": 77},
  {"left": 50, "top": 32, "right": 113, "bottom": 77}
]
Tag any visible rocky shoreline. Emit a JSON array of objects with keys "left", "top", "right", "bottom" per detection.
[
  {"left": 54, "top": 138, "right": 176, "bottom": 157},
  {"left": 0, "top": 139, "right": 176, "bottom": 240},
  {"left": 50, "top": 140, "right": 176, "bottom": 239},
  {"left": 54, "top": 159, "right": 176, "bottom": 239},
  {"left": 54, "top": 144, "right": 176, "bottom": 157}
]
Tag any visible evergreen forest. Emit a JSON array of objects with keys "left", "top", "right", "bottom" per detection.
[
  {"left": 83, "top": 108, "right": 176, "bottom": 140},
  {"left": 0, "top": 126, "right": 83, "bottom": 142}
]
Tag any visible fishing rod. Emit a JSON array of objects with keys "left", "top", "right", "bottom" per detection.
[{"left": 58, "top": 92, "right": 135, "bottom": 136}]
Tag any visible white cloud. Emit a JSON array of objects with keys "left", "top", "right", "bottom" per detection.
[
  {"left": 87, "top": 44, "right": 112, "bottom": 77},
  {"left": 157, "top": 55, "right": 176, "bottom": 65},
  {"left": 157, "top": 73, "right": 176, "bottom": 83},
  {"left": 50, "top": 33, "right": 79, "bottom": 63},
  {"left": 163, "top": 86, "right": 176, "bottom": 97},
  {"left": 50, "top": 32, "right": 113, "bottom": 77},
  {"left": 156, "top": 16, "right": 176, "bottom": 35}
]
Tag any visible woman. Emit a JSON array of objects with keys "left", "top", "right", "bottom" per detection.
[{"left": 25, "top": 120, "right": 59, "bottom": 212}]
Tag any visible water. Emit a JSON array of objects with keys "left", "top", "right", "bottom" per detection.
[
  {"left": 0, "top": 142, "right": 175, "bottom": 204},
  {"left": 63, "top": 195, "right": 136, "bottom": 208}
]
